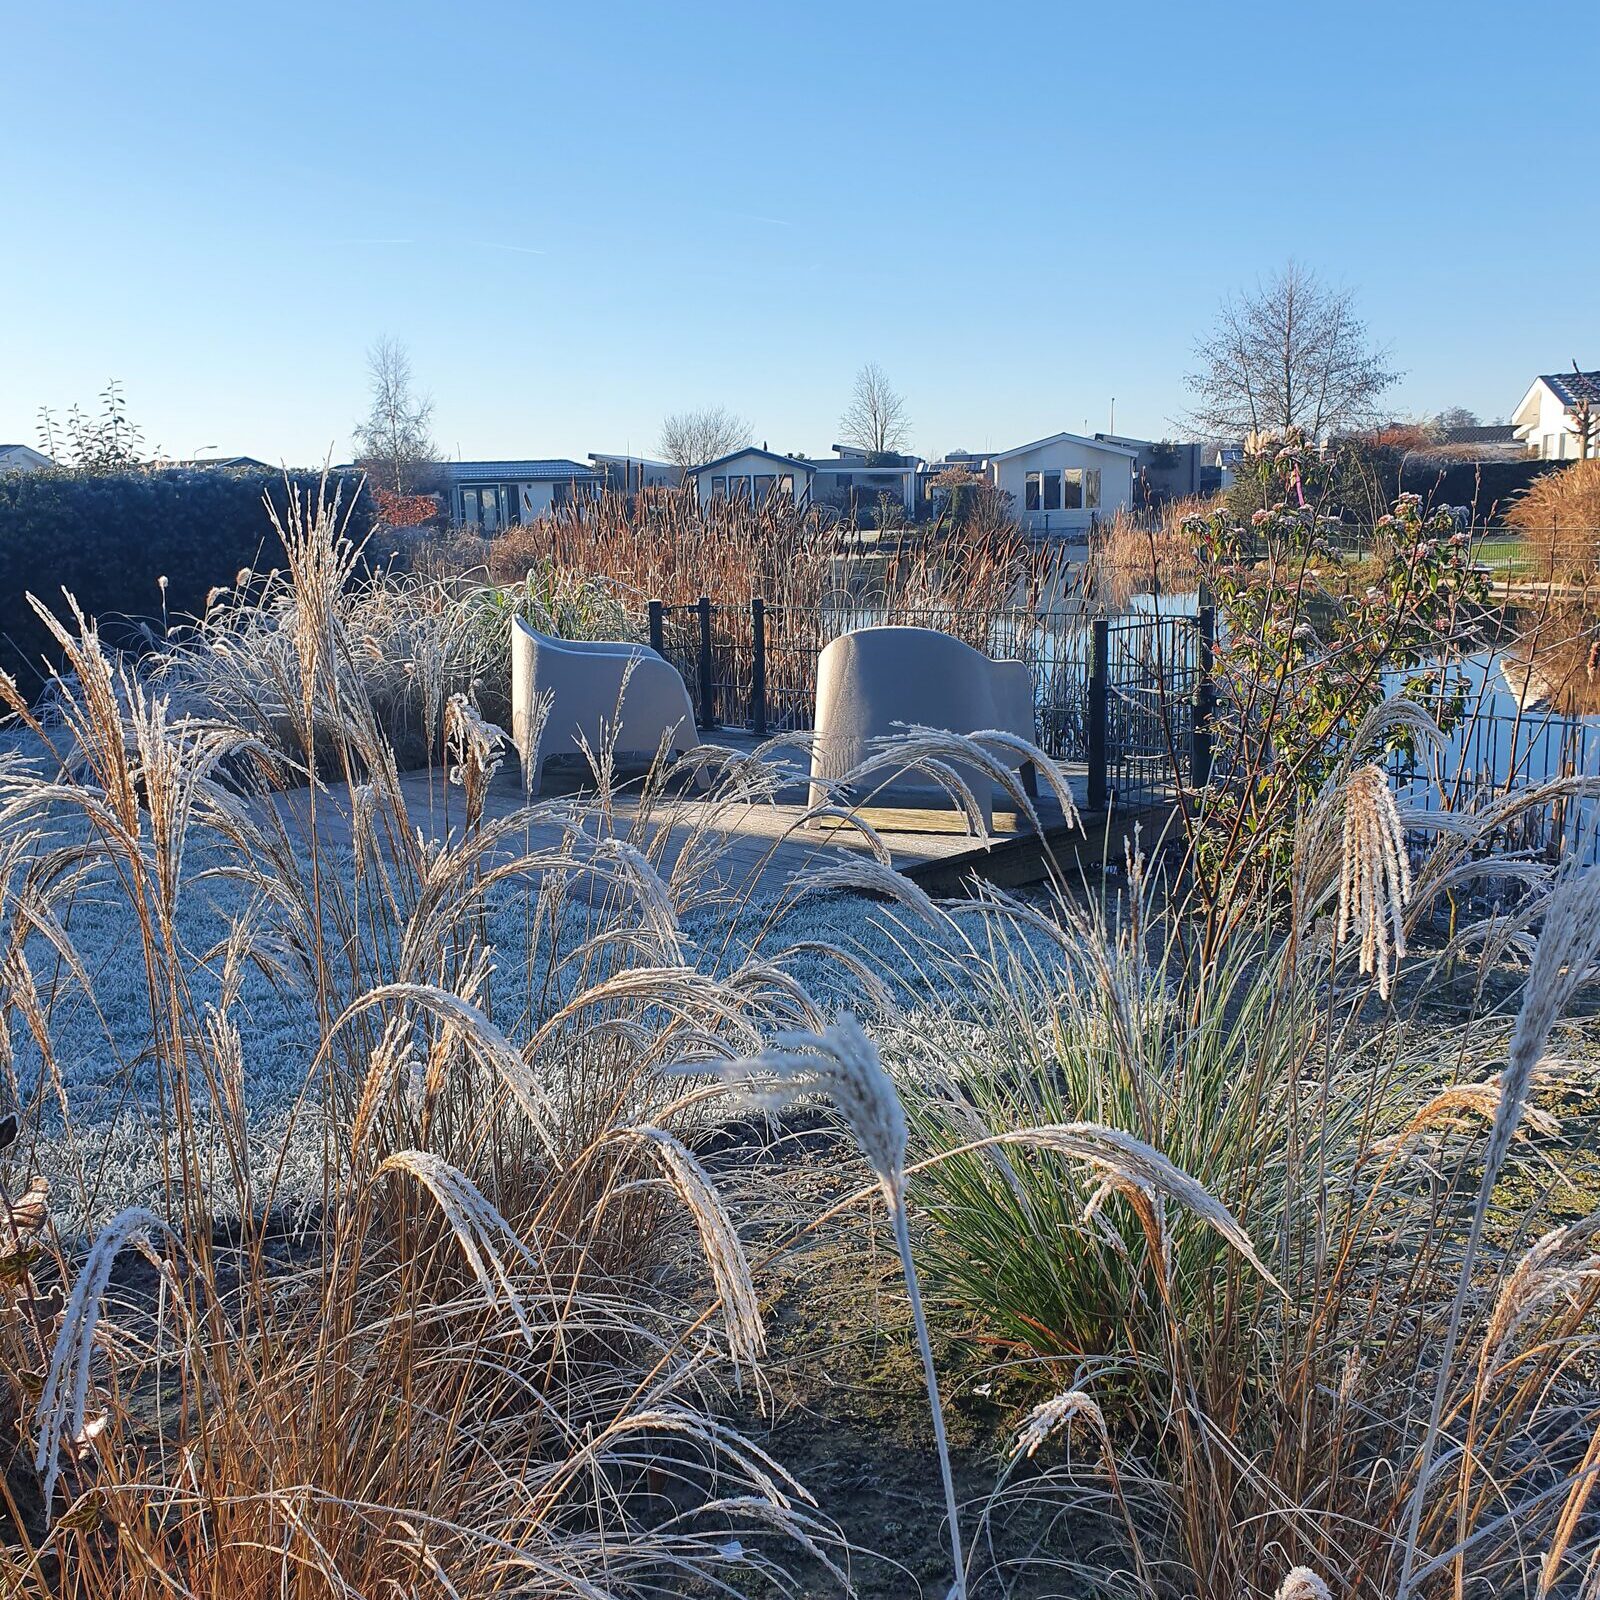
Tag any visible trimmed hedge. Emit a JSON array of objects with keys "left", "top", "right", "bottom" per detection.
[
  {"left": 0, "top": 467, "right": 375, "bottom": 689},
  {"left": 1397, "top": 456, "right": 1565, "bottom": 525}
]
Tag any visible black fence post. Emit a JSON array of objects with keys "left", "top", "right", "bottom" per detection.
[
  {"left": 1191, "top": 604, "right": 1215, "bottom": 790},
  {"left": 696, "top": 595, "right": 715, "bottom": 730},
  {"left": 1087, "top": 616, "right": 1109, "bottom": 813},
  {"left": 750, "top": 597, "right": 768, "bottom": 738},
  {"left": 647, "top": 598, "right": 664, "bottom": 659}
]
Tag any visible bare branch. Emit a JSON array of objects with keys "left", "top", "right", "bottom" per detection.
[{"left": 839, "top": 363, "right": 911, "bottom": 456}]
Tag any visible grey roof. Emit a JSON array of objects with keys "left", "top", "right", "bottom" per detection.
[
  {"left": 691, "top": 446, "right": 812, "bottom": 475},
  {"left": 446, "top": 459, "right": 601, "bottom": 483},
  {"left": 1541, "top": 371, "right": 1600, "bottom": 408},
  {"left": 1442, "top": 424, "right": 1518, "bottom": 445},
  {"left": 989, "top": 430, "right": 1142, "bottom": 462}
]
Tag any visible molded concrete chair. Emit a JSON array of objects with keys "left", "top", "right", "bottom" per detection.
[
  {"left": 807, "top": 625, "right": 1038, "bottom": 832},
  {"left": 511, "top": 617, "right": 697, "bottom": 795}
]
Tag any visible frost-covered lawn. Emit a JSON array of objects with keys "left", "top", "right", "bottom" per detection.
[{"left": 7, "top": 808, "right": 1062, "bottom": 1235}]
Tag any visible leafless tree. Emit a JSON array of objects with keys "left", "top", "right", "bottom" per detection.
[
  {"left": 658, "top": 406, "right": 751, "bottom": 471},
  {"left": 1569, "top": 362, "right": 1597, "bottom": 461},
  {"left": 1184, "top": 262, "right": 1398, "bottom": 441},
  {"left": 353, "top": 335, "right": 437, "bottom": 496},
  {"left": 839, "top": 363, "right": 911, "bottom": 455}
]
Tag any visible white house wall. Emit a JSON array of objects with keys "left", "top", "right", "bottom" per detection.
[
  {"left": 693, "top": 451, "right": 811, "bottom": 506},
  {"left": 1518, "top": 385, "right": 1583, "bottom": 460},
  {"left": 992, "top": 441, "right": 1134, "bottom": 536}
]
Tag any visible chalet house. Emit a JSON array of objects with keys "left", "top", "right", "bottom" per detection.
[
  {"left": 1513, "top": 371, "right": 1600, "bottom": 460},
  {"left": 986, "top": 432, "right": 1138, "bottom": 536},
  {"left": 689, "top": 447, "right": 812, "bottom": 509},
  {"left": 0, "top": 443, "right": 53, "bottom": 473},
  {"left": 441, "top": 459, "right": 603, "bottom": 529}
]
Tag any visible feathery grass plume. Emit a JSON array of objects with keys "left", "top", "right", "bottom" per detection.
[
  {"left": 1480, "top": 1217, "right": 1600, "bottom": 1389},
  {"left": 1398, "top": 843, "right": 1600, "bottom": 1598},
  {"left": 1275, "top": 1569, "right": 1333, "bottom": 1600},
  {"left": 705, "top": 1015, "right": 967, "bottom": 1597},
  {"left": 782, "top": 856, "right": 951, "bottom": 932},
  {"left": 1369, "top": 1060, "right": 1570, "bottom": 1166},
  {"left": 1335, "top": 763, "right": 1411, "bottom": 999},
  {"left": 609, "top": 1126, "right": 765, "bottom": 1386},
  {"left": 321, "top": 982, "right": 560, "bottom": 1157},
  {"left": 35, "top": 1206, "right": 173, "bottom": 1514},
  {"left": 1013, "top": 1388, "right": 1109, "bottom": 1460},
  {"left": 377, "top": 1150, "right": 545, "bottom": 1343},
  {"left": 933, "top": 1123, "right": 1281, "bottom": 1292},
  {"left": 442, "top": 691, "right": 507, "bottom": 832}
]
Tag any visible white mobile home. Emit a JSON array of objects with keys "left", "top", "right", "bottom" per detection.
[
  {"left": 987, "top": 432, "right": 1137, "bottom": 536},
  {"left": 690, "top": 447, "right": 813, "bottom": 508},
  {"left": 443, "top": 460, "right": 604, "bottom": 529}
]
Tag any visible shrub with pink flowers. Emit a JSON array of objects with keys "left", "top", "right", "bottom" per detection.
[{"left": 1185, "top": 457, "right": 1488, "bottom": 881}]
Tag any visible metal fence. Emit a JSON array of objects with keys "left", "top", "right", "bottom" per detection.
[
  {"left": 1391, "top": 707, "right": 1600, "bottom": 866},
  {"left": 647, "top": 596, "right": 1211, "bottom": 810}
]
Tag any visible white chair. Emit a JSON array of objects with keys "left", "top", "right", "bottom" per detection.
[
  {"left": 807, "top": 625, "right": 1038, "bottom": 832},
  {"left": 511, "top": 617, "right": 698, "bottom": 795}
]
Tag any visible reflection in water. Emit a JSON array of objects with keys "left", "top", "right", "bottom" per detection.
[{"left": 1498, "top": 608, "right": 1600, "bottom": 716}]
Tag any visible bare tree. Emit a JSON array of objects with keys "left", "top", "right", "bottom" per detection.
[
  {"left": 658, "top": 406, "right": 751, "bottom": 471},
  {"left": 354, "top": 335, "right": 437, "bottom": 496},
  {"left": 1184, "top": 262, "right": 1398, "bottom": 441},
  {"left": 839, "top": 363, "right": 911, "bottom": 455},
  {"left": 1568, "top": 362, "right": 1598, "bottom": 462}
]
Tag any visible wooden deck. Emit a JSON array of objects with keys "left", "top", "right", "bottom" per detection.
[{"left": 270, "top": 736, "right": 1172, "bottom": 901}]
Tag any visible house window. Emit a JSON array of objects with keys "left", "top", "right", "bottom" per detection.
[
  {"left": 1542, "top": 435, "right": 1556, "bottom": 459},
  {"left": 1024, "top": 472, "right": 1043, "bottom": 512},
  {"left": 1062, "top": 470, "right": 1084, "bottom": 510},
  {"left": 710, "top": 476, "right": 727, "bottom": 500},
  {"left": 778, "top": 474, "right": 794, "bottom": 499},
  {"left": 729, "top": 476, "right": 751, "bottom": 502},
  {"left": 1042, "top": 471, "right": 1061, "bottom": 511},
  {"left": 753, "top": 474, "right": 776, "bottom": 502},
  {"left": 459, "top": 485, "right": 507, "bottom": 530},
  {"left": 1084, "top": 468, "right": 1101, "bottom": 510}
]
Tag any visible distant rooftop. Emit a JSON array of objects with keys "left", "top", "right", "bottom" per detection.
[
  {"left": 1441, "top": 424, "right": 1518, "bottom": 446},
  {"left": 444, "top": 459, "right": 601, "bottom": 482},
  {"left": 1541, "top": 371, "right": 1600, "bottom": 409}
]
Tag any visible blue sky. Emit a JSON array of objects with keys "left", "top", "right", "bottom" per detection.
[{"left": 2, "top": 0, "right": 1593, "bottom": 466}]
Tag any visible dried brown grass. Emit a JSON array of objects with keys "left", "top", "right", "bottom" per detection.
[{"left": 1506, "top": 459, "right": 1600, "bottom": 582}]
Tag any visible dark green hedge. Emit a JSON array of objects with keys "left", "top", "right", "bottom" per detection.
[{"left": 0, "top": 467, "right": 375, "bottom": 689}]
